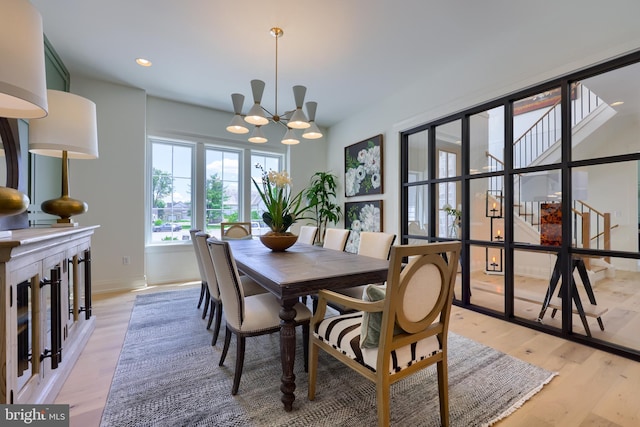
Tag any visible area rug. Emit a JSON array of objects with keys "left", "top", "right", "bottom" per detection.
[{"left": 100, "top": 288, "right": 556, "bottom": 427}]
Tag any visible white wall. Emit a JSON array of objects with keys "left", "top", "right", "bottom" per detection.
[{"left": 70, "top": 77, "right": 148, "bottom": 293}]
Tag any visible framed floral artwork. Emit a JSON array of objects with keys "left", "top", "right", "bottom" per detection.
[
  {"left": 344, "top": 200, "right": 382, "bottom": 253},
  {"left": 344, "top": 134, "right": 383, "bottom": 197}
]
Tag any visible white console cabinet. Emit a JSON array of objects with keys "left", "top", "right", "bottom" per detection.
[{"left": 0, "top": 226, "right": 98, "bottom": 404}]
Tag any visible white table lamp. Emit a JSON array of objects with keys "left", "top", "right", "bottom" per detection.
[{"left": 28, "top": 90, "right": 98, "bottom": 226}]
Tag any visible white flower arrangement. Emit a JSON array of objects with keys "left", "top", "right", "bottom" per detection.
[
  {"left": 345, "top": 202, "right": 381, "bottom": 253},
  {"left": 345, "top": 141, "right": 381, "bottom": 197}
]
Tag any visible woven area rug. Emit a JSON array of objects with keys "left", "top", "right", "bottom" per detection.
[{"left": 100, "top": 288, "right": 556, "bottom": 427}]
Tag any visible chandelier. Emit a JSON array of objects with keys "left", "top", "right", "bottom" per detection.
[{"left": 226, "top": 27, "right": 322, "bottom": 144}]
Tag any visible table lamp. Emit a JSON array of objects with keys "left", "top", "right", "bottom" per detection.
[
  {"left": 28, "top": 90, "right": 98, "bottom": 227},
  {"left": 0, "top": 0, "right": 49, "bottom": 234}
]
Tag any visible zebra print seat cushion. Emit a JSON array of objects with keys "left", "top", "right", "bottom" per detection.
[{"left": 313, "top": 312, "right": 441, "bottom": 374}]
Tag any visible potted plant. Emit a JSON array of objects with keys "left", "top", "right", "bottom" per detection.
[
  {"left": 304, "top": 171, "right": 343, "bottom": 245},
  {"left": 252, "top": 165, "right": 313, "bottom": 251}
]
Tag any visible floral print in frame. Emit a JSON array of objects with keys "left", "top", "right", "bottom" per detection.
[
  {"left": 344, "top": 134, "right": 383, "bottom": 197},
  {"left": 344, "top": 200, "right": 382, "bottom": 253}
]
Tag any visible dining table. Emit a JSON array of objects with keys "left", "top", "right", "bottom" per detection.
[{"left": 226, "top": 237, "right": 389, "bottom": 411}]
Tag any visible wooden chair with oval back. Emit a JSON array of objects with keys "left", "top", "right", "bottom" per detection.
[
  {"left": 309, "top": 241, "right": 461, "bottom": 427},
  {"left": 221, "top": 222, "right": 253, "bottom": 240}
]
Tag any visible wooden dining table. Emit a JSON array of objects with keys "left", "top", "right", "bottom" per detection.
[{"left": 227, "top": 238, "right": 389, "bottom": 411}]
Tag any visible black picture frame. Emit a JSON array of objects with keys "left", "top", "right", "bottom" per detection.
[
  {"left": 344, "top": 134, "right": 383, "bottom": 197},
  {"left": 344, "top": 200, "right": 383, "bottom": 253}
]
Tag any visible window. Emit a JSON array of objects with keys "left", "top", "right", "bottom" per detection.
[
  {"left": 250, "top": 153, "right": 283, "bottom": 223},
  {"left": 148, "top": 138, "right": 285, "bottom": 243},
  {"left": 205, "top": 148, "right": 240, "bottom": 227},
  {"left": 150, "top": 140, "right": 193, "bottom": 243}
]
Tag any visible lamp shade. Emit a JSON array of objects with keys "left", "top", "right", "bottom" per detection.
[
  {"left": 29, "top": 90, "right": 99, "bottom": 159},
  {"left": 281, "top": 129, "right": 300, "bottom": 145},
  {"left": 0, "top": 0, "right": 48, "bottom": 119}
]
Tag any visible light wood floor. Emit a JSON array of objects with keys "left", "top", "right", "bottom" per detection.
[{"left": 55, "top": 282, "right": 640, "bottom": 427}]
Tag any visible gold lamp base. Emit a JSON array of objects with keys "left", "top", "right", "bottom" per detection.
[
  {"left": 0, "top": 186, "right": 30, "bottom": 217},
  {"left": 41, "top": 195, "right": 87, "bottom": 227},
  {"left": 0, "top": 186, "right": 30, "bottom": 237}
]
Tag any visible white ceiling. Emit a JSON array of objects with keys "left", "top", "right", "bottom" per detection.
[{"left": 30, "top": 1, "right": 640, "bottom": 128}]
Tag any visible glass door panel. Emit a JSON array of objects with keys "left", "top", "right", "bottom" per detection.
[
  {"left": 470, "top": 106, "right": 504, "bottom": 175},
  {"left": 16, "top": 280, "right": 31, "bottom": 390},
  {"left": 512, "top": 87, "right": 562, "bottom": 169}
]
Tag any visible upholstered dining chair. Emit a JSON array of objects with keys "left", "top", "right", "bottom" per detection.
[
  {"left": 221, "top": 222, "right": 253, "bottom": 240},
  {"left": 194, "top": 232, "right": 267, "bottom": 345},
  {"left": 317, "top": 231, "right": 397, "bottom": 314},
  {"left": 207, "top": 238, "right": 312, "bottom": 396},
  {"left": 189, "top": 229, "right": 210, "bottom": 319},
  {"left": 322, "top": 228, "right": 350, "bottom": 251},
  {"left": 297, "top": 225, "right": 318, "bottom": 245},
  {"left": 309, "top": 241, "right": 461, "bottom": 427}
]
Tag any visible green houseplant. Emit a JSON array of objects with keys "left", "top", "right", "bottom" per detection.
[
  {"left": 252, "top": 165, "right": 313, "bottom": 250},
  {"left": 304, "top": 171, "right": 343, "bottom": 245}
]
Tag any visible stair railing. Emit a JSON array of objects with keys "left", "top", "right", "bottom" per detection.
[
  {"left": 572, "top": 200, "right": 618, "bottom": 267},
  {"left": 512, "top": 83, "right": 603, "bottom": 169}
]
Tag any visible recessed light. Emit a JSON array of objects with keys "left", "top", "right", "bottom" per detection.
[
  {"left": 611, "top": 101, "right": 624, "bottom": 106},
  {"left": 136, "top": 58, "right": 152, "bottom": 67}
]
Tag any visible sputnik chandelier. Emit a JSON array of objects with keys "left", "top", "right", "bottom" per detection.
[{"left": 226, "top": 27, "right": 322, "bottom": 144}]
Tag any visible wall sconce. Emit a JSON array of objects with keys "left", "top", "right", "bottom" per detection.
[
  {"left": 28, "top": 90, "right": 99, "bottom": 226},
  {"left": 485, "top": 248, "right": 503, "bottom": 274},
  {"left": 486, "top": 190, "right": 502, "bottom": 218}
]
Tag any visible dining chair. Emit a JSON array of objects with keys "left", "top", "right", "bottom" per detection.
[
  {"left": 194, "top": 232, "right": 267, "bottom": 345},
  {"left": 322, "top": 228, "right": 350, "bottom": 251},
  {"left": 189, "top": 229, "right": 210, "bottom": 319},
  {"left": 319, "top": 231, "right": 396, "bottom": 314},
  {"left": 221, "top": 222, "right": 253, "bottom": 240},
  {"left": 207, "top": 238, "right": 312, "bottom": 395},
  {"left": 309, "top": 241, "right": 461, "bottom": 427},
  {"left": 297, "top": 225, "right": 318, "bottom": 245}
]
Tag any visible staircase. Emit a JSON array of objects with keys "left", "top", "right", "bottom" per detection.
[{"left": 487, "top": 82, "right": 618, "bottom": 283}]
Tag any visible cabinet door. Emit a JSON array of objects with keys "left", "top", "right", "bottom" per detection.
[
  {"left": 9, "top": 262, "right": 41, "bottom": 404},
  {"left": 65, "top": 241, "right": 91, "bottom": 335},
  {"left": 40, "top": 254, "right": 65, "bottom": 378}
]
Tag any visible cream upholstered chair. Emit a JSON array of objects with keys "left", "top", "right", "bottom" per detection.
[
  {"left": 322, "top": 228, "right": 350, "bottom": 251},
  {"left": 298, "top": 225, "right": 318, "bottom": 245},
  {"left": 194, "top": 232, "right": 267, "bottom": 345},
  {"left": 323, "top": 231, "right": 397, "bottom": 314},
  {"left": 207, "top": 238, "right": 312, "bottom": 395},
  {"left": 189, "top": 229, "right": 210, "bottom": 319},
  {"left": 221, "top": 222, "right": 252, "bottom": 240},
  {"left": 309, "top": 241, "right": 461, "bottom": 427}
]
